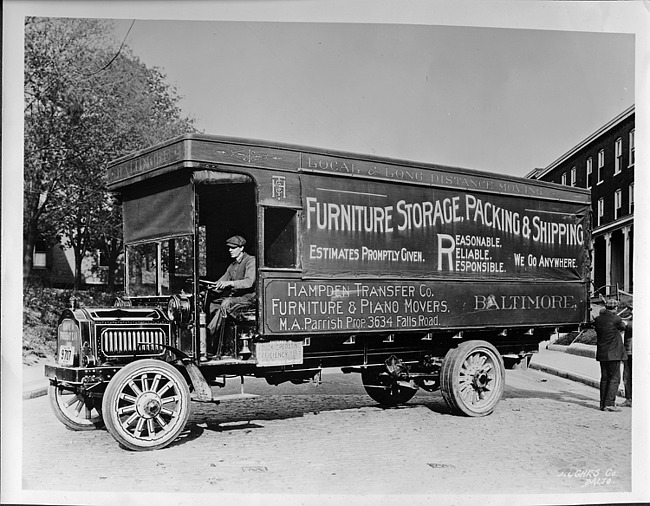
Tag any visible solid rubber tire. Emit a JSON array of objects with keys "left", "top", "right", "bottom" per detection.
[
  {"left": 49, "top": 383, "right": 104, "bottom": 431},
  {"left": 440, "top": 340, "right": 505, "bottom": 417},
  {"left": 102, "top": 359, "right": 191, "bottom": 451}
]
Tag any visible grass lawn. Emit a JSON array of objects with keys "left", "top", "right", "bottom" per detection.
[{"left": 23, "top": 284, "right": 116, "bottom": 364}]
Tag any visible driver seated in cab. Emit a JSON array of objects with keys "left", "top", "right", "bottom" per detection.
[{"left": 206, "top": 235, "right": 256, "bottom": 357}]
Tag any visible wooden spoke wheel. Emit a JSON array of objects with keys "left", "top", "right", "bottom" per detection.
[
  {"left": 361, "top": 369, "right": 417, "bottom": 407},
  {"left": 48, "top": 383, "right": 104, "bottom": 431},
  {"left": 102, "top": 359, "right": 191, "bottom": 451},
  {"left": 441, "top": 340, "right": 505, "bottom": 417}
]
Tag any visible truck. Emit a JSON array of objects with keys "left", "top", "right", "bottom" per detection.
[{"left": 45, "top": 134, "right": 592, "bottom": 451}]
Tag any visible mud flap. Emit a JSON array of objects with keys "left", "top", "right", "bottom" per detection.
[
  {"left": 183, "top": 360, "right": 215, "bottom": 403},
  {"left": 160, "top": 344, "right": 215, "bottom": 403}
]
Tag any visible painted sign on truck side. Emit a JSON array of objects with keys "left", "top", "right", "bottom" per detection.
[
  {"left": 264, "top": 279, "right": 586, "bottom": 333},
  {"left": 300, "top": 175, "right": 589, "bottom": 280},
  {"left": 263, "top": 174, "right": 589, "bottom": 334}
]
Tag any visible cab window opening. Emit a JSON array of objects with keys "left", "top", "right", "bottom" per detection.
[
  {"left": 196, "top": 180, "right": 257, "bottom": 280},
  {"left": 264, "top": 207, "right": 298, "bottom": 268},
  {"left": 126, "top": 236, "right": 194, "bottom": 296}
]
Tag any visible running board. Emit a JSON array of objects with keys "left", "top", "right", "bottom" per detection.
[
  {"left": 200, "top": 357, "right": 255, "bottom": 365},
  {"left": 186, "top": 363, "right": 259, "bottom": 403},
  {"left": 191, "top": 392, "right": 259, "bottom": 403},
  {"left": 213, "top": 393, "right": 259, "bottom": 402}
]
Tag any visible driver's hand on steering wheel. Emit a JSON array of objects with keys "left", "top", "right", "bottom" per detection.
[{"left": 213, "top": 280, "right": 232, "bottom": 291}]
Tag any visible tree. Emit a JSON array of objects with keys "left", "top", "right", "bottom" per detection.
[
  {"left": 93, "top": 197, "right": 123, "bottom": 291},
  {"left": 24, "top": 17, "right": 196, "bottom": 289},
  {"left": 24, "top": 17, "right": 105, "bottom": 278}
]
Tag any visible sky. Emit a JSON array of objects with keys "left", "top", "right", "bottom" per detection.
[{"left": 109, "top": 19, "right": 634, "bottom": 178}]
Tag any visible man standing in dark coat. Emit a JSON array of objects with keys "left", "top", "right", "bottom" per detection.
[
  {"left": 594, "top": 299, "right": 627, "bottom": 412},
  {"left": 621, "top": 308, "right": 633, "bottom": 407}
]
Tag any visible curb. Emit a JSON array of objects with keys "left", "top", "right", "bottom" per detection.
[
  {"left": 23, "top": 361, "right": 51, "bottom": 400},
  {"left": 23, "top": 385, "right": 48, "bottom": 400},
  {"left": 529, "top": 362, "right": 625, "bottom": 397},
  {"left": 547, "top": 343, "right": 596, "bottom": 359},
  {"left": 27, "top": 367, "right": 624, "bottom": 400},
  {"left": 23, "top": 377, "right": 49, "bottom": 400},
  {"left": 24, "top": 349, "right": 620, "bottom": 400}
]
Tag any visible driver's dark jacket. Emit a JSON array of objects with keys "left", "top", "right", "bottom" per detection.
[{"left": 217, "top": 252, "right": 256, "bottom": 298}]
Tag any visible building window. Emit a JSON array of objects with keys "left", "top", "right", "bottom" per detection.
[
  {"left": 586, "top": 157, "right": 593, "bottom": 189},
  {"left": 614, "top": 189, "right": 622, "bottom": 219},
  {"left": 570, "top": 166, "right": 576, "bottom": 187},
  {"left": 615, "top": 137, "right": 622, "bottom": 174},
  {"left": 597, "top": 198, "right": 604, "bottom": 227},
  {"left": 561, "top": 173, "right": 567, "bottom": 186},
  {"left": 629, "top": 129, "right": 635, "bottom": 167},
  {"left": 629, "top": 183, "right": 634, "bottom": 213},
  {"left": 33, "top": 241, "right": 47, "bottom": 268},
  {"left": 597, "top": 149, "right": 605, "bottom": 184}
]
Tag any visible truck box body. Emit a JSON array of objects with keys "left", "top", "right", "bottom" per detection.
[{"left": 108, "top": 134, "right": 591, "bottom": 340}]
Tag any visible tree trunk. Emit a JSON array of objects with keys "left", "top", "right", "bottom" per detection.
[
  {"left": 101, "top": 236, "right": 121, "bottom": 292},
  {"left": 23, "top": 222, "right": 37, "bottom": 279},
  {"left": 73, "top": 245, "right": 84, "bottom": 290},
  {"left": 106, "top": 244, "right": 117, "bottom": 292},
  {"left": 107, "top": 258, "right": 116, "bottom": 292}
]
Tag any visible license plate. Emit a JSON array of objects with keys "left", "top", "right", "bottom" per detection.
[
  {"left": 256, "top": 340, "right": 303, "bottom": 367},
  {"left": 58, "top": 345, "right": 74, "bottom": 366}
]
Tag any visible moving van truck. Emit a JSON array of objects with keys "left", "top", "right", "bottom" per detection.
[{"left": 45, "top": 134, "right": 592, "bottom": 450}]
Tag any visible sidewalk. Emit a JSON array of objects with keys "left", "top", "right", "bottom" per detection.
[
  {"left": 24, "top": 341, "right": 623, "bottom": 401},
  {"left": 23, "top": 358, "right": 51, "bottom": 400}
]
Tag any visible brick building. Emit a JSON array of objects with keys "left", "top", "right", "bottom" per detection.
[{"left": 527, "top": 105, "right": 635, "bottom": 297}]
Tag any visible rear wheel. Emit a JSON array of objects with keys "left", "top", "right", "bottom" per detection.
[
  {"left": 102, "top": 359, "right": 191, "bottom": 451},
  {"left": 441, "top": 340, "right": 505, "bottom": 416},
  {"left": 361, "top": 369, "right": 417, "bottom": 407},
  {"left": 48, "top": 383, "right": 104, "bottom": 431}
]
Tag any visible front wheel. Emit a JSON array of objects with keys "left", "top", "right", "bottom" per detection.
[
  {"left": 49, "top": 383, "right": 104, "bottom": 431},
  {"left": 440, "top": 340, "right": 505, "bottom": 417},
  {"left": 361, "top": 370, "right": 417, "bottom": 407},
  {"left": 102, "top": 359, "right": 191, "bottom": 451}
]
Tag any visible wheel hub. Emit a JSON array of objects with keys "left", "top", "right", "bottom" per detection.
[
  {"left": 463, "top": 355, "right": 492, "bottom": 395},
  {"left": 472, "top": 371, "right": 490, "bottom": 390},
  {"left": 136, "top": 392, "right": 162, "bottom": 418}
]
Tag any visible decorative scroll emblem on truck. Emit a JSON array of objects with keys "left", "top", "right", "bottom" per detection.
[
  {"left": 272, "top": 175, "right": 287, "bottom": 200},
  {"left": 232, "top": 148, "right": 284, "bottom": 164}
]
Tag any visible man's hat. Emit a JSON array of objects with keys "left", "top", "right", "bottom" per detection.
[
  {"left": 226, "top": 235, "right": 246, "bottom": 247},
  {"left": 605, "top": 299, "right": 618, "bottom": 310}
]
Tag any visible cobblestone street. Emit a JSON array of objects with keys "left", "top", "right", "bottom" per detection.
[{"left": 21, "top": 368, "right": 632, "bottom": 503}]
